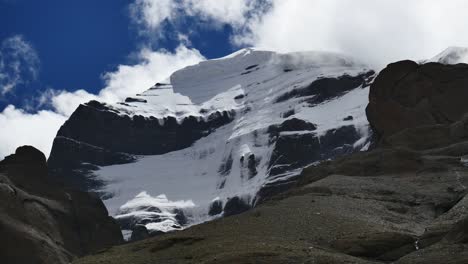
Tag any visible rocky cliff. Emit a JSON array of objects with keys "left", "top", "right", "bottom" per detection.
[
  {"left": 0, "top": 146, "right": 123, "bottom": 264},
  {"left": 367, "top": 60, "right": 468, "bottom": 143}
]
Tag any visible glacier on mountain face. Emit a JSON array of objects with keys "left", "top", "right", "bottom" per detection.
[
  {"left": 428, "top": 46, "right": 468, "bottom": 64},
  {"left": 88, "top": 48, "right": 375, "bottom": 237}
]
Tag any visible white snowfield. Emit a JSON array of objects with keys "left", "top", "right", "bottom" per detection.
[
  {"left": 427, "top": 46, "right": 468, "bottom": 65},
  {"left": 95, "top": 48, "right": 375, "bottom": 237}
]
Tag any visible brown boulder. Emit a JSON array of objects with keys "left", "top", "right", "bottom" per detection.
[{"left": 367, "top": 61, "right": 468, "bottom": 142}]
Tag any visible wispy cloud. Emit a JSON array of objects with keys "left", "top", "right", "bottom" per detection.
[
  {"left": 0, "top": 35, "right": 40, "bottom": 96},
  {"left": 129, "top": 0, "right": 270, "bottom": 40},
  {"left": 233, "top": 0, "right": 468, "bottom": 67}
]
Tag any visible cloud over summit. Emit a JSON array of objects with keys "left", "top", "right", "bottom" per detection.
[{"left": 130, "top": 0, "right": 468, "bottom": 67}]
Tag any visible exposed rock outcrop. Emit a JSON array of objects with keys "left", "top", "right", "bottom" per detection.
[
  {"left": 223, "top": 196, "right": 252, "bottom": 217},
  {"left": 0, "top": 146, "right": 123, "bottom": 264},
  {"left": 275, "top": 71, "right": 374, "bottom": 104},
  {"left": 48, "top": 100, "right": 235, "bottom": 191},
  {"left": 367, "top": 61, "right": 468, "bottom": 143},
  {"left": 257, "top": 124, "right": 363, "bottom": 203}
]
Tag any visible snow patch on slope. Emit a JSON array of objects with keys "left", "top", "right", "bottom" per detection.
[{"left": 171, "top": 48, "right": 365, "bottom": 104}]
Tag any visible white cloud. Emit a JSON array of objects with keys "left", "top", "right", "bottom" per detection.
[
  {"left": 235, "top": 0, "right": 468, "bottom": 67},
  {"left": 130, "top": 0, "right": 261, "bottom": 34},
  {"left": 98, "top": 45, "right": 204, "bottom": 103},
  {"left": 0, "top": 45, "right": 204, "bottom": 159},
  {"left": 49, "top": 89, "right": 98, "bottom": 116},
  {"left": 130, "top": 0, "right": 177, "bottom": 33},
  {"left": 130, "top": 0, "right": 468, "bottom": 67},
  {"left": 0, "top": 35, "right": 40, "bottom": 95},
  {"left": 182, "top": 0, "right": 254, "bottom": 26},
  {"left": 0, "top": 105, "right": 67, "bottom": 159}
]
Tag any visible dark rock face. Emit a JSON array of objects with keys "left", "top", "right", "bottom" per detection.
[
  {"left": 268, "top": 133, "right": 320, "bottom": 176},
  {"left": 218, "top": 152, "right": 234, "bottom": 177},
  {"left": 281, "top": 108, "right": 295, "bottom": 118},
  {"left": 125, "top": 97, "right": 148, "bottom": 103},
  {"left": 268, "top": 118, "right": 317, "bottom": 135},
  {"left": 53, "top": 102, "right": 234, "bottom": 156},
  {"left": 244, "top": 64, "right": 259, "bottom": 70},
  {"left": 223, "top": 196, "right": 251, "bottom": 217},
  {"left": 275, "top": 70, "right": 375, "bottom": 104},
  {"left": 267, "top": 125, "right": 361, "bottom": 178},
  {"left": 1, "top": 146, "right": 49, "bottom": 196},
  {"left": 246, "top": 154, "right": 258, "bottom": 179},
  {"left": 0, "top": 146, "right": 123, "bottom": 264},
  {"left": 130, "top": 225, "right": 150, "bottom": 241},
  {"left": 48, "top": 136, "right": 136, "bottom": 191},
  {"left": 266, "top": 119, "right": 318, "bottom": 177},
  {"left": 48, "top": 101, "right": 235, "bottom": 190},
  {"left": 257, "top": 125, "right": 362, "bottom": 203},
  {"left": 5, "top": 145, "right": 47, "bottom": 164},
  {"left": 367, "top": 61, "right": 468, "bottom": 142},
  {"left": 234, "top": 94, "right": 245, "bottom": 100},
  {"left": 208, "top": 199, "right": 223, "bottom": 216}
]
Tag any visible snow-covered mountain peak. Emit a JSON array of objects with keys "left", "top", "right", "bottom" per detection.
[
  {"left": 171, "top": 49, "right": 366, "bottom": 104},
  {"left": 429, "top": 46, "right": 468, "bottom": 64},
  {"left": 49, "top": 48, "right": 376, "bottom": 238},
  {"left": 214, "top": 47, "right": 264, "bottom": 60}
]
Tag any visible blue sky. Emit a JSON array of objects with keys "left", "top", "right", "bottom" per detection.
[{"left": 0, "top": 0, "right": 237, "bottom": 112}]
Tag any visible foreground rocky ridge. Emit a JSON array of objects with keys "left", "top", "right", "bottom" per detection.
[
  {"left": 0, "top": 146, "right": 123, "bottom": 264},
  {"left": 74, "top": 60, "right": 468, "bottom": 264}
]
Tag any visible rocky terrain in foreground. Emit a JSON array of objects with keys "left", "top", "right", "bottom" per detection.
[
  {"left": 0, "top": 146, "right": 123, "bottom": 264},
  {"left": 74, "top": 60, "right": 468, "bottom": 263}
]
